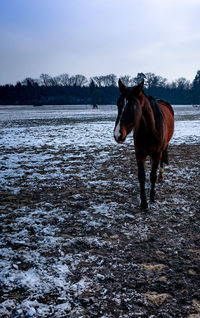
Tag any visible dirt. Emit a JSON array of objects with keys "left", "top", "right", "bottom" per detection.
[{"left": 0, "top": 141, "right": 200, "bottom": 317}]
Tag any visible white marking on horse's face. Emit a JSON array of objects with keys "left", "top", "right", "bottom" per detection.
[
  {"left": 114, "top": 98, "right": 127, "bottom": 141},
  {"left": 114, "top": 121, "right": 121, "bottom": 139}
]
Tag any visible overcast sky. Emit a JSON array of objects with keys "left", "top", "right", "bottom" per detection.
[{"left": 1, "top": 0, "right": 200, "bottom": 85}]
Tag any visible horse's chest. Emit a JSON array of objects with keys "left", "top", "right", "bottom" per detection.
[{"left": 134, "top": 131, "right": 161, "bottom": 154}]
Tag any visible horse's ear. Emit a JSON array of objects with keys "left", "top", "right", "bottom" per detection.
[
  {"left": 118, "top": 79, "right": 126, "bottom": 93},
  {"left": 137, "top": 79, "right": 144, "bottom": 92}
]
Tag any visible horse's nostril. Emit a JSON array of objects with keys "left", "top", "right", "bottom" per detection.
[
  {"left": 114, "top": 131, "right": 125, "bottom": 143},
  {"left": 114, "top": 132, "right": 121, "bottom": 140}
]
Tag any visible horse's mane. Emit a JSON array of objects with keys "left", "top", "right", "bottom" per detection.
[{"left": 147, "top": 96, "right": 164, "bottom": 130}]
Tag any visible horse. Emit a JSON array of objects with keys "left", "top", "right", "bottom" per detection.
[
  {"left": 113, "top": 79, "right": 174, "bottom": 210},
  {"left": 92, "top": 104, "right": 98, "bottom": 109}
]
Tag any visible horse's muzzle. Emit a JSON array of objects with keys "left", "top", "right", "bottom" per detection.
[{"left": 114, "top": 131, "right": 126, "bottom": 143}]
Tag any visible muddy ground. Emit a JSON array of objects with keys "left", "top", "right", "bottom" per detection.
[{"left": 0, "top": 139, "right": 200, "bottom": 317}]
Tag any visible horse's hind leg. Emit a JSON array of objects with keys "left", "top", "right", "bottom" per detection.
[
  {"left": 150, "top": 155, "right": 160, "bottom": 203},
  {"left": 158, "top": 159, "right": 164, "bottom": 182},
  {"left": 137, "top": 158, "right": 148, "bottom": 210},
  {"left": 162, "top": 148, "right": 169, "bottom": 165},
  {"left": 158, "top": 149, "right": 168, "bottom": 182}
]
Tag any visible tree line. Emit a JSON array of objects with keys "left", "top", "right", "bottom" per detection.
[{"left": 0, "top": 71, "right": 200, "bottom": 105}]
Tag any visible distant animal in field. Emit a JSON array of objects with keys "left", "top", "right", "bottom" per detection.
[
  {"left": 192, "top": 104, "right": 200, "bottom": 109},
  {"left": 92, "top": 104, "right": 98, "bottom": 109},
  {"left": 113, "top": 79, "right": 174, "bottom": 210}
]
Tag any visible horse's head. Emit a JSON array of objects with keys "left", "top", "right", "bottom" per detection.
[{"left": 114, "top": 79, "right": 144, "bottom": 143}]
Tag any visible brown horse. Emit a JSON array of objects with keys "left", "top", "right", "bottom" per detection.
[{"left": 114, "top": 79, "right": 174, "bottom": 210}]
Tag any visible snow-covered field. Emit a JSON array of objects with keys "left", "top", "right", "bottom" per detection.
[{"left": 0, "top": 105, "right": 200, "bottom": 317}]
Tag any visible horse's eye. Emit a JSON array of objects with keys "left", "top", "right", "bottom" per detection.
[{"left": 131, "top": 101, "right": 138, "bottom": 110}]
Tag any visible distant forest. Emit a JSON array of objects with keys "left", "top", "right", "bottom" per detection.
[{"left": 1, "top": 71, "right": 200, "bottom": 105}]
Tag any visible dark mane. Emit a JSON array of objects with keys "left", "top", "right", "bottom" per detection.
[{"left": 147, "top": 96, "right": 163, "bottom": 130}]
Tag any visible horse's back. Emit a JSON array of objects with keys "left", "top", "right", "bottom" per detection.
[
  {"left": 158, "top": 100, "right": 174, "bottom": 116},
  {"left": 158, "top": 100, "right": 174, "bottom": 145}
]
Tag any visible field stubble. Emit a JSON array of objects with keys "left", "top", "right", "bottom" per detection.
[{"left": 0, "top": 107, "right": 200, "bottom": 317}]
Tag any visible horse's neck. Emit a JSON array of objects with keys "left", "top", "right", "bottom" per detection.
[{"left": 140, "top": 99, "right": 155, "bottom": 132}]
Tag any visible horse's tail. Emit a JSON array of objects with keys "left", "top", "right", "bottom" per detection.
[{"left": 161, "top": 149, "right": 169, "bottom": 165}]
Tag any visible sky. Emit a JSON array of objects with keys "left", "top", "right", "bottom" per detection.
[{"left": 0, "top": 0, "right": 200, "bottom": 85}]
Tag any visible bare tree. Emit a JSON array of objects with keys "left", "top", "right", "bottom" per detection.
[
  {"left": 156, "top": 76, "right": 167, "bottom": 88},
  {"left": 92, "top": 76, "right": 105, "bottom": 87},
  {"left": 145, "top": 72, "right": 157, "bottom": 89},
  {"left": 21, "top": 77, "right": 37, "bottom": 86},
  {"left": 176, "top": 77, "right": 191, "bottom": 90},
  {"left": 54, "top": 73, "right": 70, "bottom": 86},
  {"left": 144, "top": 73, "right": 167, "bottom": 89},
  {"left": 120, "top": 75, "right": 132, "bottom": 86},
  {"left": 134, "top": 72, "right": 146, "bottom": 85},
  {"left": 105, "top": 74, "right": 117, "bottom": 87},
  {"left": 40, "top": 74, "right": 57, "bottom": 86},
  {"left": 92, "top": 74, "right": 117, "bottom": 87},
  {"left": 74, "top": 74, "right": 88, "bottom": 87}
]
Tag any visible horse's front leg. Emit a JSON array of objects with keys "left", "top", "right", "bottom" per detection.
[
  {"left": 137, "top": 158, "right": 148, "bottom": 210},
  {"left": 150, "top": 156, "right": 160, "bottom": 203}
]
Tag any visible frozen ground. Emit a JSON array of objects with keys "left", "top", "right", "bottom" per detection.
[{"left": 0, "top": 105, "right": 200, "bottom": 317}]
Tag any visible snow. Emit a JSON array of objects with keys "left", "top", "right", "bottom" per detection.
[
  {"left": 0, "top": 105, "right": 199, "bottom": 317},
  {"left": 172, "top": 120, "right": 200, "bottom": 144},
  {"left": 0, "top": 105, "right": 199, "bottom": 150}
]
